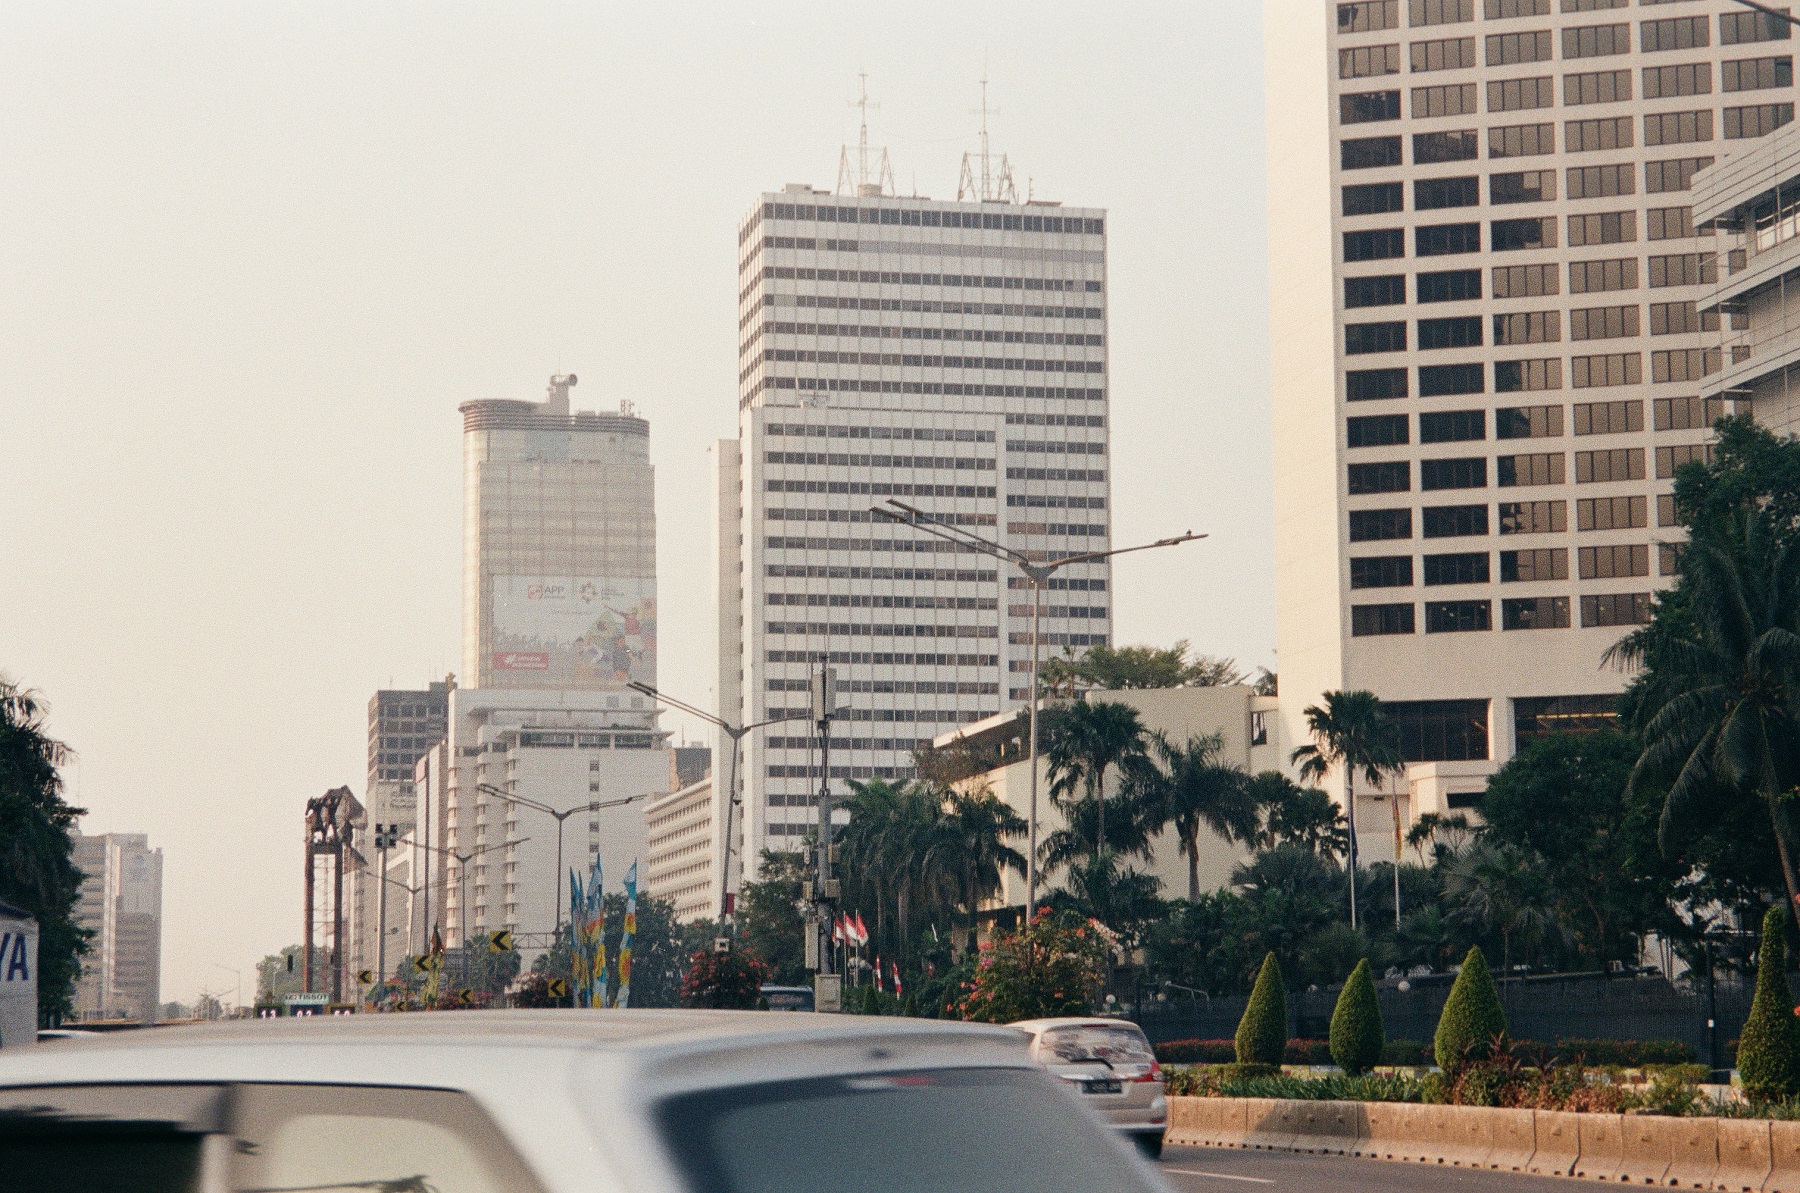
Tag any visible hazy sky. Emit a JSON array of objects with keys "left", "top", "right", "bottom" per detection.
[{"left": 0, "top": 3, "right": 1270, "bottom": 1008}]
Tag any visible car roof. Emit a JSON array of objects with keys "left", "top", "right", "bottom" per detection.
[
  {"left": 1009, "top": 1017, "right": 1147, "bottom": 1033},
  {"left": 0, "top": 1009, "right": 1031, "bottom": 1092}
]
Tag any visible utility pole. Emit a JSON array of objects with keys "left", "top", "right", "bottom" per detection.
[
  {"left": 373, "top": 822, "right": 399, "bottom": 1005},
  {"left": 811, "top": 660, "right": 838, "bottom": 978}
]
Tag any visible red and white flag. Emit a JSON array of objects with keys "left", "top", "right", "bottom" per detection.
[
  {"left": 874, "top": 955, "right": 884, "bottom": 993},
  {"left": 853, "top": 912, "right": 870, "bottom": 946},
  {"left": 892, "top": 962, "right": 903, "bottom": 997},
  {"left": 831, "top": 917, "right": 845, "bottom": 944}
]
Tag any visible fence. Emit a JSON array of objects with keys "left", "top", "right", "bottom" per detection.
[{"left": 1130, "top": 970, "right": 1755, "bottom": 1070}]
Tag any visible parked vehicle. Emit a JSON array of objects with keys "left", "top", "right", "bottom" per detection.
[
  {"left": 0, "top": 1009, "right": 1171, "bottom": 1192},
  {"left": 1011, "top": 1016, "right": 1169, "bottom": 1157},
  {"left": 758, "top": 984, "right": 815, "bottom": 1012}
]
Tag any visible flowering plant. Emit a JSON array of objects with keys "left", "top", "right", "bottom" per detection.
[{"left": 952, "top": 909, "right": 1112, "bottom": 1024}]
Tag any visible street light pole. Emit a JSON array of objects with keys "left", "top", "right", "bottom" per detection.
[
  {"left": 874, "top": 499, "right": 1205, "bottom": 918},
  {"left": 372, "top": 822, "right": 400, "bottom": 1005},
  {"left": 410, "top": 836, "right": 528, "bottom": 983},
  {"left": 474, "top": 782, "right": 654, "bottom": 935},
  {"left": 627, "top": 681, "right": 806, "bottom": 924}
]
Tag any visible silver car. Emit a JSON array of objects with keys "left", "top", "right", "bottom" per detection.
[
  {"left": 0, "top": 1009, "right": 1173, "bottom": 1192},
  {"left": 1011, "top": 1016, "right": 1169, "bottom": 1158}
]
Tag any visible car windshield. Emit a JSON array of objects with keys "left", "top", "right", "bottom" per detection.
[
  {"left": 1040, "top": 1025, "right": 1157, "bottom": 1069},
  {"left": 656, "top": 1067, "right": 1162, "bottom": 1193}
]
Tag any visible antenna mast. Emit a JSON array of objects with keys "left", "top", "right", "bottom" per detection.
[
  {"left": 957, "top": 75, "right": 1017, "bottom": 203},
  {"left": 837, "top": 73, "right": 895, "bottom": 197}
]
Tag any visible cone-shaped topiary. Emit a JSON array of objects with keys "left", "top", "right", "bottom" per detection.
[
  {"left": 861, "top": 984, "right": 881, "bottom": 1015},
  {"left": 901, "top": 991, "right": 919, "bottom": 1017},
  {"left": 1235, "top": 952, "right": 1288, "bottom": 1066},
  {"left": 1738, "top": 906, "right": 1800, "bottom": 1103},
  {"left": 1329, "top": 958, "right": 1386, "bottom": 1076},
  {"left": 1433, "top": 946, "right": 1507, "bottom": 1071}
]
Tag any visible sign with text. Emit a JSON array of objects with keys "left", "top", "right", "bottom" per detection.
[
  {"left": 491, "top": 576, "right": 655, "bottom": 688},
  {"left": 0, "top": 906, "right": 38, "bottom": 1049}
]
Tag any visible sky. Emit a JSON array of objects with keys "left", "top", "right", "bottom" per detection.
[{"left": 0, "top": 2, "right": 1271, "bottom": 1010}]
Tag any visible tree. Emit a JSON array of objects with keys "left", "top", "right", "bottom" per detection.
[
  {"left": 1738, "top": 906, "right": 1800, "bottom": 1102},
  {"left": 1291, "top": 691, "right": 1403, "bottom": 930},
  {"left": 1045, "top": 699, "right": 1150, "bottom": 867},
  {"left": 738, "top": 850, "right": 810, "bottom": 984},
  {"left": 1433, "top": 946, "right": 1506, "bottom": 1071},
  {"left": 0, "top": 678, "right": 87, "bottom": 1022},
  {"left": 1039, "top": 640, "right": 1247, "bottom": 694},
  {"left": 932, "top": 787, "right": 1026, "bottom": 946},
  {"left": 1440, "top": 842, "right": 1567, "bottom": 972},
  {"left": 1050, "top": 853, "right": 1165, "bottom": 947},
  {"left": 460, "top": 934, "right": 521, "bottom": 998},
  {"left": 1136, "top": 732, "right": 1258, "bottom": 901},
  {"left": 1329, "top": 958, "right": 1385, "bottom": 1076},
  {"left": 255, "top": 945, "right": 304, "bottom": 1003},
  {"left": 954, "top": 910, "right": 1113, "bottom": 1023},
  {"left": 1235, "top": 952, "right": 1287, "bottom": 1067},
  {"left": 1250, "top": 772, "right": 1349, "bottom": 861},
  {"left": 679, "top": 948, "right": 769, "bottom": 1009},
  {"left": 529, "top": 894, "right": 708, "bottom": 1007},
  {"left": 1612, "top": 510, "right": 1800, "bottom": 921}
]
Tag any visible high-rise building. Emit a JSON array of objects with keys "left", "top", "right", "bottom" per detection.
[
  {"left": 365, "top": 680, "right": 452, "bottom": 832},
  {"left": 718, "top": 176, "right": 1113, "bottom": 878},
  {"left": 460, "top": 374, "right": 657, "bottom": 693},
  {"left": 1267, "top": 0, "right": 1781, "bottom": 850},
  {"left": 71, "top": 833, "right": 163, "bottom": 1022}
]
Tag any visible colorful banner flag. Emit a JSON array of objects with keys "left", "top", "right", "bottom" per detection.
[
  {"left": 568, "top": 869, "right": 589, "bottom": 1006},
  {"left": 616, "top": 860, "right": 638, "bottom": 1009},
  {"left": 587, "top": 854, "right": 608, "bottom": 1010}
]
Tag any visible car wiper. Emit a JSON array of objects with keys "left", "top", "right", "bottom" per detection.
[{"left": 1058, "top": 1056, "right": 1116, "bottom": 1071}]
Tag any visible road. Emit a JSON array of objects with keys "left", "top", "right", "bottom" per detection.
[{"left": 1158, "top": 1145, "right": 1578, "bottom": 1193}]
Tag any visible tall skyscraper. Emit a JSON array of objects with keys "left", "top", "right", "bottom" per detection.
[
  {"left": 71, "top": 832, "right": 162, "bottom": 1022},
  {"left": 719, "top": 173, "right": 1113, "bottom": 878},
  {"left": 1267, "top": 0, "right": 1781, "bottom": 848},
  {"left": 460, "top": 374, "right": 657, "bottom": 693}
]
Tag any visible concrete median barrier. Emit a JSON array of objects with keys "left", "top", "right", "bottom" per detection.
[
  {"left": 1486, "top": 1107, "right": 1537, "bottom": 1172},
  {"left": 1434, "top": 1103, "right": 1496, "bottom": 1168},
  {"left": 1575, "top": 1113, "right": 1625, "bottom": 1181},
  {"left": 1715, "top": 1118, "right": 1772, "bottom": 1193},
  {"left": 1167, "top": 1097, "right": 1248, "bottom": 1149},
  {"left": 1242, "top": 1097, "right": 1302, "bottom": 1151},
  {"left": 1354, "top": 1099, "right": 1411, "bottom": 1161},
  {"left": 1661, "top": 1117, "right": 1718, "bottom": 1190},
  {"left": 1531, "top": 1110, "right": 1584, "bottom": 1177},
  {"left": 1289, "top": 1098, "right": 1363, "bottom": 1154},
  {"left": 1764, "top": 1120, "right": 1800, "bottom": 1193},
  {"left": 1618, "top": 1114, "right": 1675, "bottom": 1185}
]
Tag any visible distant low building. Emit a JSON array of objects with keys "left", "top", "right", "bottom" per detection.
[
  {"left": 71, "top": 832, "right": 163, "bottom": 1023},
  {"left": 644, "top": 770, "right": 716, "bottom": 923}
]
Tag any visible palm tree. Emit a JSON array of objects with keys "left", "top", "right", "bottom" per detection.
[
  {"left": 1442, "top": 841, "right": 1569, "bottom": 972},
  {"left": 1135, "top": 731, "right": 1258, "bottom": 901},
  {"left": 0, "top": 678, "right": 87, "bottom": 1019},
  {"left": 1248, "top": 771, "right": 1350, "bottom": 861},
  {"left": 1290, "top": 690, "right": 1403, "bottom": 931},
  {"left": 928, "top": 787, "right": 1026, "bottom": 949},
  {"left": 1610, "top": 511, "right": 1800, "bottom": 919},
  {"left": 1044, "top": 699, "right": 1150, "bottom": 864}
]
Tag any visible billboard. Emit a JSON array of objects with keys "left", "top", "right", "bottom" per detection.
[{"left": 491, "top": 576, "right": 656, "bottom": 688}]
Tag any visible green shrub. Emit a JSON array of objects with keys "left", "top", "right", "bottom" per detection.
[
  {"left": 1433, "top": 947, "right": 1507, "bottom": 1071},
  {"left": 860, "top": 984, "right": 881, "bottom": 1016},
  {"left": 1382, "top": 1039, "right": 1430, "bottom": 1066},
  {"left": 900, "top": 992, "right": 919, "bottom": 1017},
  {"left": 1554, "top": 1037, "right": 1699, "bottom": 1067},
  {"left": 1156, "top": 1038, "right": 1237, "bottom": 1064},
  {"left": 1236, "top": 952, "right": 1288, "bottom": 1066},
  {"left": 1329, "top": 958, "right": 1386, "bottom": 1076},
  {"left": 1738, "top": 907, "right": 1800, "bottom": 1103}
]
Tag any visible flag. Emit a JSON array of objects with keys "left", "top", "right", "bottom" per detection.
[
  {"left": 568, "top": 869, "right": 589, "bottom": 1006},
  {"left": 832, "top": 915, "right": 847, "bottom": 944},
  {"left": 853, "top": 912, "right": 870, "bottom": 946},
  {"left": 431, "top": 925, "right": 444, "bottom": 957},
  {"left": 616, "top": 860, "right": 639, "bottom": 1008},
  {"left": 875, "top": 955, "right": 884, "bottom": 993},
  {"left": 587, "top": 855, "right": 608, "bottom": 1010},
  {"left": 892, "top": 961, "right": 903, "bottom": 997}
]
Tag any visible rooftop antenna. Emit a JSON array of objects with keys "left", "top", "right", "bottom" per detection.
[
  {"left": 958, "top": 74, "right": 1017, "bottom": 203},
  {"left": 837, "top": 73, "right": 894, "bottom": 198}
]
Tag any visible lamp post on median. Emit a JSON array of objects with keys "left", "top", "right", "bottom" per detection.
[
  {"left": 410, "top": 836, "right": 528, "bottom": 986},
  {"left": 873, "top": 498, "right": 1205, "bottom": 919},
  {"left": 474, "top": 782, "right": 655, "bottom": 936},
  {"left": 372, "top": 822, "right": 401, "bottom": 1007},
  {"left": 627, "top": 681, "right": 808, "bottom": 926}
]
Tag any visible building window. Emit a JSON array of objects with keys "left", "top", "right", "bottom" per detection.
[
  {"left": 1497, "top": 452, "right": 1565, "bottom": 486},
  {"left": 1415, "top": 177, "right": 1480, "bottom": 210},
  {"left": 1350, "top": 508, "right": 1414, "bottom": 541},
  {"left": 1426, "top": 599, "right": 1492, "bottom": 633},
  {"left": 1488, "top": 75, "right": 1554, "bottom": 110},
  {"left": 1724, "top": 103, "right": 1795, "bottom": 139},
  {"left": 1341, "top": 43, "right": 1404, "bottom": 79},
  {"left": 1564, "top": 69, "right": 1631, "bottom": 105},
  {"left": 1420, "top": 457, "right": 1487, "bottom": 490},
  {"left": 1653, "top": 396, "right": 1723, "bottom": 431},
  {"left": 1514, "top": 694, "right": 1616, "bottom": 750},
  {"left": 1646, "top": 207, "right": 1698, "bottom": 241},
  {"left": 1722, "top": 56, "right": 1793, "bottom": 92},
  {"left": 1574, "top": 447, "right": 1645, "bottom": 483},
  {"left": 1496, "top": 405, "right": 1564, "bottom": 439},
  {"left": 1422, "top": 504, "right": 1490, "bottom": 538},
  {"left": 1650, "top": 348, "right": 1720, "bottom": 382},
  {"left": 1417, "top": 315, "right": 1483, "bottom": 349},
  {"left": 1344, "top": 182, "right": 1406, "bottom": 216},
  {"left": 1645, "top": 156, "right": 1714, "bottom": 194},
  {"left": 1419, "top": 362, "right": 1485, "bottom": 395},
  {"left": 1415, "top": 130, "right": 1480, "bottom": 164},
  {"left": 1576, "top": 494, "right": 1647, "bottom": 531},
  {"left": 1567, "top": 164, "right": 1636, "bottom": 200},
  {"left": 1347, "top": 321, "right": 1408, "bottom": 355},
  {"left": 1649, "top": 301, "right": 1719, "bottom": 335},
  {"left": 1656, "top": 442, "right": 1714, "bottom": 479},
  {"left": 1423, "top": 552, "right": 1489, "bottom": 585},
  {"left": 1347, "top": 368, "right": 1409, "bottom": 401},
  {"left": 1389, "top": 698, "right": 1491, "bottom": 760},
  {"left": 1416, "top": 269, "right": 1481, "bottom": 303},
  {"left": 1568, "top": 210, "right": 1636, "bottom": 246},
  {"left": 1351, "top": 603, "right": 1416, "bottom": 636},
  {"left": 1411, "top": 0, "right": 1473, "bottom": 26},
  {"left": 1566, "top": 116, "right": 1634, "bottom": 153},
  {"left": 1346, "top": 227, "right": 1402, "bottom": 260},
  {"left": 1351, "top": 555, "right": 1416, "bottom": 588},
  {"left": 1570, "top": 353, "right": 1642, "bottom": 388},
  {"left": 1720, "top": 9, "right": 1793, "bottom": 46},
  {"left": 1490, "top": 171, "right": 1556, "bottom": 205},
  {"left": 1563, "top": 23, "right": 1630, "bottom": 59},
  {"left": 1492, "top": 263, "right": 1559, "bottom": 298},
  {"left": 1484, "top": 0, "right": 1547, "bottom": 16},
  {"left": 1644, "top": 110, "right": 1714, "bottom": 146},
  {"left": 1250, "top": 710, "right": 1269, "bottom": 746},
  {"left": 1339, "top": 0, "right": 1400, "bottom": 33},
  {"left": 1341, "top": 90, "right": 1403, "bottom": 123},
  {"left": 1419, "top": 410, "right": 1485, "bottom": 443},
  {"left": 1342, "top": 136, "right": 1405, "bottom": 170},
  {"left": 1412, "top": 82, "right": 1479, "bottom": 118},
  {"left": 1502, "top": 596, "right": 1571, "bottom": 630},
  {"left": 1499, "top": 499, "right": 1567, "bottom": 534},
  {"left": 1579, "top": 543, "right": 1649, "bottom": 579},
  {"left": 1349, "top": 461, "right": 1412, "bottom": 494},
  {"left": 1569, "top": 257, "right": 1637, "bottom": 294},
  {"left": 1489, "top": 123, "right": 1556, "bottom": 158},
  {"left": 1640, "top": 16, "right": 1710, "bottom": 53},
  {"left": 1491, "top": 217, "right": 1557, "bottom": 251},
  {"left": 1493, "top": 310, "right": 1561, "bottom": 345},
  {"left": 1348, "top": 413, "right": 1411, "bottom": 447},
  {"left": 1346, "top": 274, "right": 1408, "bottom": 307},
  {"left": 1573, "top": 400, "right": 1643, "bottom": 435},
  {"left": 1410, "top": 36, "right": 1477, "bottom": 72},
  {"left": 1417, "top": 223, "right": 1483, "bottom": 256},
  {"left": 1643, "top": 62, "right": 1712, "bottom": 99},
  {"left": 1499, "top": 547, "right": 1567, "bottom": 582},
  {"left": 1569, "top": 304, "right": 1641, "bottom": 341},
  {"left": 1580, "top": 592, "right": 1653, "bottom": 627}
]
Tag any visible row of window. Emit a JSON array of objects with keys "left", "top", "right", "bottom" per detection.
[
  {"left": 1350, "top": 495, "right": 1682, "bottom": 541},
  {"left": 1347, "top": 304, "right": 1718, "bottom": 351},
  {"left": 1342, "top": 107, "right": 1791, "bottom": 171},
  {"left": 1345, "top": 179, "right": 1705, "bottom": 226},
  {"left": 752, "top": 202, "right": 1103, "bottom": 237},
  {"left": 767, "top": 293, "right": 1104, "bottom": 321},
  {"left": 1342, "top": 60, "right": 1793, "bottom": 125},
  {"left": 1347, "top": 339, "right": 1721, "bottom": 386},
  {"left": 764, "top": 649, "right": 1000, "bottom": 666},
  {"left": 1352, "top": 593, "right": 1651, "bottom": 637},
  {"left": 1346, "top": 397, "right": 1721, "bottom": 446},
  {"left": 1349, "top": 443, "right": 1711, "bottom": 492},
  {"left": 1346, "top": 259, "right": 1717, "bottom": 308},
  {"left": 1338, "top": 13, "right": 1791, "bottom": 81},
  {"left": 752, "top": 265, "right": 1103, "bottom": 294},
  {"left": 754, "top": 321, "right": 1104, "bottom": 347},
  {"left": 764, "top": 622, "right": 999, "bottom": 640},
  {"left": 764, "top": 534, "right": 1096, "bottom": 554},
  {"left": 1346, "top": 361, "right": 1733, "bottom": 401},
  {"left": 753, "top": 348, "right": 1105, "bottom": 375},
  {"left": 1340, "top": 0, "right": 1789, "bottom": 41},
  {"left": 1350, "top": 542, "right": 1673, "bottom": 589},
  {"left": 749, "top": 376, "right": 1105, "bottom": 402},
  {"left": 764, "top": 480, "right": 998, "bottom": 499},
  {"left": 1345, "top": 211, "right": 1712, "bottom": 262}
]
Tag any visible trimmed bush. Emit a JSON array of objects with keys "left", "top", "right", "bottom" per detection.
[
  {"left": 1330, "top": 958, "right": 1386, "bottom": 1076},
  {"left": 1738, "top": 906, "right": 1800, "bottom": 1103},
  {"left": 1236, "top": 952, "right": 1288, "bottom": 1066},
  {"left": 1553, "top": 1037, "right": 1699, "bottom": 1067},
  {"left": 860, "top": 984, "right": 881, "bottom": 1016},
  {"left": 901, "top": 992, "right": 919, "bottom": 1018},
  {"left": 1433, "top": 946, "right": 1507, "bottom": 1071},
  {"left": 1382, "top": 1039, "right": 1430, "bottom": 1066}
]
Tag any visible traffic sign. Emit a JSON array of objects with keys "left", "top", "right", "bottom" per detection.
[
  {"left": 546, "top": 978, "right": 568, "bottom": 999},
  {"left": 413, "top": 954, "right": 442, "bottom": 974},
  {"left": 458, "top": 988, "right": 474, "bottom": 1006},
  {"left": 356, "top": 970, "right": 374, "bottom": 985},
  {"left": 489, "top": 930, "right": 514, "bottom": 954}
]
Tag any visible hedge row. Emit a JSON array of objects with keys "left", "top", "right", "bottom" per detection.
[{"left": 1154, "top": 1036, "right": 1695, "bottom": 1068}]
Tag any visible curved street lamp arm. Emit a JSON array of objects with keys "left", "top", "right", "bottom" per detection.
[
  {"left": 1045, "top": 531, "right": 1208, "bottom": 572},
  {"left": 474, "top": 782, "right": 557, "bottom": 817},
  {"left": 627, "top": 681, "right": 734, "bottom": 734}
]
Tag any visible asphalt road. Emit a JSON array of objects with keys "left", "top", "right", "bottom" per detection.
[{"left": 1157, "top": 1145, "right": 1579, "bottom": 1193}]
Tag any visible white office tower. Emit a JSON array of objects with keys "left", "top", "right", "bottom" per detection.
[
  {"left": 450, "top": 377, "right": 670, "bottom": 956},
  {"left": 719, "top": 170, "right": 1113, "bottom": 878},
  {"left": 1267, "top": 0, "right": 1781, "bottom": 849},
  {"left": 71, "top": 833, "right": 163, "bottom": 1022}
]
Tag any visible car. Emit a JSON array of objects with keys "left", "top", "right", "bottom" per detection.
[
  {"left": 757, "top": 983, "right": 815, "bottom": 1011},
  {"left": 0, "top": 1009, "right": 1175, "bottom": 1192},
  {"left": 1010, "top": 1016, "right": 1169, "bottom": 1158}
]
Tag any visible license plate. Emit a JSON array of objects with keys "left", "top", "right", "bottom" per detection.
[{"left": 1082, "top": 1079, "right": 1122, "bottom": 1094}]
